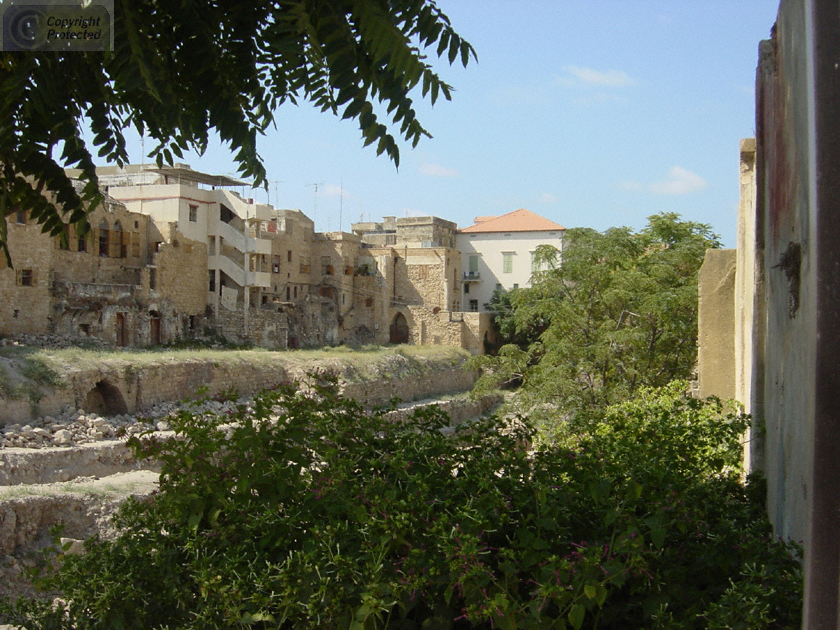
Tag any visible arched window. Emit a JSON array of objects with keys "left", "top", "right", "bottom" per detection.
[
  {"left": 98, "top": 219, "right": 110, "bottom": 257},
  {"left": 113, "top": 220, "right": 127, "bottom": 258}
]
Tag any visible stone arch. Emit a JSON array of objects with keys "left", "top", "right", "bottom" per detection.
[
  {"left": 389, "top": 312, "right": 410, "bottom": 344},
  {"left": 83, "top": 380, "right": 128, "bottom": 416}
]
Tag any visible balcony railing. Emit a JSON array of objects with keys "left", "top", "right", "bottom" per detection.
[{"left": 463, "top": 271, "right": 481, "bottom": 281}]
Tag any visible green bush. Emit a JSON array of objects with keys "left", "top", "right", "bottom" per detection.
[{"left": 2, "top": 380, "right": 801, "bottom": 629}]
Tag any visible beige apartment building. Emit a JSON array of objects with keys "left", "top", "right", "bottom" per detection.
[{"left": 1, "top": 164, "right": 493, "bottom": 353}]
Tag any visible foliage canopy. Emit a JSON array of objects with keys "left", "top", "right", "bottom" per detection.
[
  {"left": 473, "top": 213, "right": 721, "bottom": 414},
  {"left": 0, "top": 0, "right": 475, "bottom": 252},
  {"left": 2, "top": 379, "right": 800, "bottom": 629}
]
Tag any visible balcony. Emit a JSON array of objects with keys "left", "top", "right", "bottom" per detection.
[{"left": 463, "top": 271, "right": 481, "bottom": 282}]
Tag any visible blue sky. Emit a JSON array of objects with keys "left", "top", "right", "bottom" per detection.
[{"left": 114, "top": 1, "right": 779, "bottom": 247}]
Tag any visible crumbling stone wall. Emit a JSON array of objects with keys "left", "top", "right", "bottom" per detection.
[
  {"left": 214, "top": 306, "right": 289, "bottom": 349},
  {"left": 2, "top": 350, "right": 477, "bottom": 425}
]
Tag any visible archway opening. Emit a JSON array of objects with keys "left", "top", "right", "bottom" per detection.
[
  {"left": 83, "top": 380, "right": 128, "bottom": 416},
  {"left": 149, "top": 310, "right": 161, "bottom": 345},
  {"left": 389, "top": 312, "right": 409, "bottom": 344}
]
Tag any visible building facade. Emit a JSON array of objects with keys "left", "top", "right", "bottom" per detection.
[
  {"left": 456, "top": 209, "right": 565, "bottom": 312},
  {"left": 2, "top": 165, "right": 501, "bottom": 354}
]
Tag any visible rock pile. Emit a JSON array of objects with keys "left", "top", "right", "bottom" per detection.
[{"left": 1, "top": 399, "right": 243, "bottom": 450}]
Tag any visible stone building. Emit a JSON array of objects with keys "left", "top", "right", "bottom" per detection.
[
  {"left": 1, "top": 164, "right": 498, "bottom": 354},
  {"left": 0, "top": 184, "right": 199, "bottom": 346}
]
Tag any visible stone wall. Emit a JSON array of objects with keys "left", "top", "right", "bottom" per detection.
[
  {"left": 0, "top": 215, "right": 54, "bottom": 335},
  {"left": 214, "top": 305, "right": 289, "bottom": 349},
  {"left": 155, "top": 227, "right": 208, "bottom": 316},
  {"left": 2, "top": 350, "right": 477, "bottom": 425}
]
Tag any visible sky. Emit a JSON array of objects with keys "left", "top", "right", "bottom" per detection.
[{"left": 111, "top": 1, "right": 780, "bottom": 247}]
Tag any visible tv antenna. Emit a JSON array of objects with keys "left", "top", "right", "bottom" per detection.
[
  {"left": 268, "top": 180, "right": 285, "bottom": 206},
  {"left": 306, "top": 182, "right": 324, "bottom": 226}
]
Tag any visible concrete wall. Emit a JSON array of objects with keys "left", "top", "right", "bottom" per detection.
[
  {"left": 746, "top": 1, "right": 840, "bottom": 625},
  {"left": 696, "top": 249, "right": 736, "bottom": 400},
  {"left": 734, "top": 138, "right": 765, "bottom": 474}
]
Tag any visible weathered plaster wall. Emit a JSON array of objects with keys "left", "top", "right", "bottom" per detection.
[
  {"left": 755, "top": 0, "right": 815, "bottom": 554},
  {"left": 750, "top": 1, "right": 840, "bottom": 625}
]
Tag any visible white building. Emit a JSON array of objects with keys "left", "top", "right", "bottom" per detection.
[{"left": 456, "top": 209, "right": 564, "bottom": 312}]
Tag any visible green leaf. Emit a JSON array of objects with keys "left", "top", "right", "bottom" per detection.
[
  {"left": 584, "top": 584, "right": 597, "bottom": 600},
  {"left": 568, "top": 604, "right": 585, "bottom": 630},
  {"left": 595, "top": 584, "right": 608, "bottom": 607}
]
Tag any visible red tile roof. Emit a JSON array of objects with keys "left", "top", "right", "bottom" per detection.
[{"left": 459, "top": 209, "right": 565, "bottom": 233}]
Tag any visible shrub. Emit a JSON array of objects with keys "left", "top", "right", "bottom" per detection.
[{"left": 2, "top": 381, "right": 801, "bottom": 629}]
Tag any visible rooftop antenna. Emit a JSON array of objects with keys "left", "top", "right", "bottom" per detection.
[
  {"left": 306, "top": 182, "right": 323, "bottom": 227},
  {"left": 269, "top": 180, "right": 285, "bottom": 207}
]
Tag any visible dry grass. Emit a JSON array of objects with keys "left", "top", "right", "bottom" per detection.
[{"left": 0, "top": 344, "right": 469, "bottom": 386}]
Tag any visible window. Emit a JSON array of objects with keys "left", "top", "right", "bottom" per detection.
[
  {"left": 77, "top": 230, "right": 88, "bottom": 253},
  {"left": 321, "top": 256, "right": 333, "bottom": 275},
  {"left": 469, "top": 299, "right": 479, "bottom": 312},
  {"left": 468, "top": 255, "right": 479, "bottom": 274},
  {"left": 132, "top": 234, "right": 140, "bottom": 257},
  {"left": 114, "top": 221, "right": 127, "bottom": 258},
  {"left": 189, "top": 205, "right": 198, "bottom": 222},
  {"left": 502, "top": 252, "right": 513, "bottom": 274},
  {"left": 17, "top": 269, "right": 34, "bottom": 286},
  {"left": 513, "top": 283, "right": 519, "bottom": 289},
  {"left": 287, "top": 250, "right": 292, "bottom": 263},
  {"left": 464, "top": 283, "right": 470, "bottom": 294},
  {"left": 299, "top": 256, "right": 310, "bottom": 274},
  {"left": 273, "top": 256, "right": 281, "bottom": 273},
  {"left": 98, "top": 219, "right": 110, "bottom": 256}
]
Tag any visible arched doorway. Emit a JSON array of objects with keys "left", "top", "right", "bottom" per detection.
[
  {"left": 149, "top": 310, "right": 161, "bottom": 345},
  {"left": 83, "top": 380, "right": 128, "bottom": 416},
  {"left": 389, "top": 312, "right": 409, "bottom": 344}
]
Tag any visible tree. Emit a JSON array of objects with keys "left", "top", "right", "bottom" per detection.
[
  {"left": 1, "top": 380, "right": 802, "bottom": 629},
  {"left": 0, "top": 0, "right": 475, "bottom": 255},
  {"left": 472, "top": 212, "right": 721, "bottom": 413}
]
